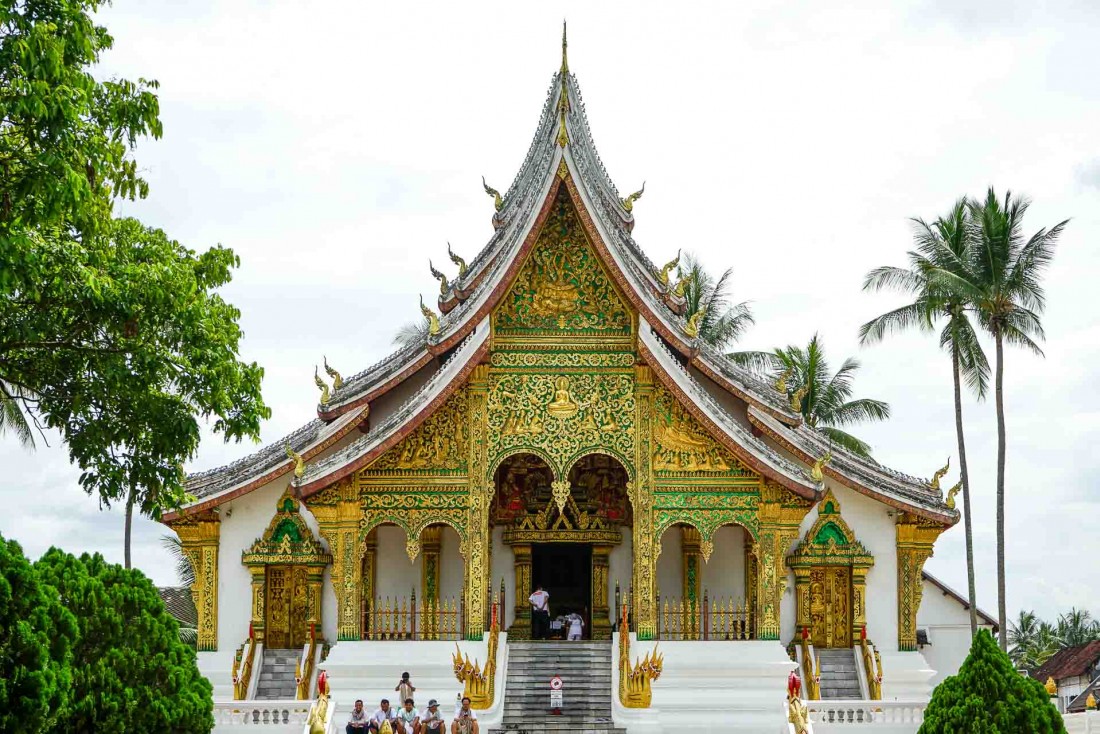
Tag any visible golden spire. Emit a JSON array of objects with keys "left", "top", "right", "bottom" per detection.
[
  {"left": 481, "top": 176, "right": 503, "bottom": 211},
  {"left": 420, "top": 295, "right": 441, "bottom": 336},
  {"left": 285, "top": 442, "right": 304, "bottom": 478},
  {"left": 930, "top": 458, "right": 950, "bottom": 490},
  {"left": 323, "top": 356, "right": 343, "bottom": 390},
  {"left": 430, "top": 260, "right": 449, "bottom": 295},
  {"left": 557, "top": 21, "right": 570, "bottom": 148},
  {"left": 561, "top": 20, "right": 569, "bottom": 75},
  {"left": 447, "top": 242, "right": 468, "bottom": 277},
  {"left": 314, "top": 367, "right": 330, "bottom": 405},
  {"left": 622, "top": 182, "right": 645, "bottom": 212}
]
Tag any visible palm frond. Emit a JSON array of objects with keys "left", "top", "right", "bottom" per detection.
[
  {"left": 726, "top": 350, "right": 780, "bottom": 374},
  {"left": 0, "top": 379, "right": 36, "bottom": 449},
  {"left": 161, "top": 533, "right": 195, "bottom": 588},
  {"left": 819, "top": 426, "right": 874, "bottom": 458},
  {"left": 392, "top": 320, "right": 428, "bottom": 348},
  {"left": 829, "top": 398, "right": 891, "bottom": 426}
]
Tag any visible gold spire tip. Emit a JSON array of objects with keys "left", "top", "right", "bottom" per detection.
[{"left": 561, "top": 20, "right": 569, "bottom": 74}]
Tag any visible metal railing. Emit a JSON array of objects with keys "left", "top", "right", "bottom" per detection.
[
  {"left": 657, "top": 592, "right": 754, "bottom": 641},
  {"left": 363, "top": 592, "right": 464, "bottom": 640}
]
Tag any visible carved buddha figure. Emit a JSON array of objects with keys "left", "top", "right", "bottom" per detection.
[{"left": 547, "top": 376, "right": 579, "bottom": 418}]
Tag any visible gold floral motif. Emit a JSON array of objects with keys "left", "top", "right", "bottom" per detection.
[
  {"left": 368, "top": 389, "right": 468, "bottom": 471},
  {"left": 652, "top": 387, "right": 741, "bottom": 474},
  {"left": 895, "top": 514, "right": 946, "bottom": 651},
  {"left": 174, "top": 513, "right": 220, "bottom": 651},
  {"left": 551, "top": 479, "right": 571, "bottom": 513},
  {"left": 489, "top": 351, "right": 635, "bottom": 369}
]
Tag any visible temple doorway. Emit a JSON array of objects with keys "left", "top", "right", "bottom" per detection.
[
  {"left": 532, "top": 543, "right": 592, "bottom": 638},
  {"left": 265, "top": 565, "right": 309, "bottom": 649}
]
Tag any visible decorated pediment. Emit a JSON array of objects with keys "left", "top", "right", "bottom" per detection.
[
  {"left": 787, "top": 489, "right": 873, "bottom": 568},
  {"left": 503, "top": 493, "right": 622, "bottom": 545},
  {"left": 493, "top": 188, "right": 631, "bottom": 339},
  {"left": 652, "top": 387, "right": 756, "bottom": 481},
  {"left": 242, "top": 487, "right": 331, "bottom": 567},
  {"left": 366, "top": 388, "right": 469, "bottom": 474}
]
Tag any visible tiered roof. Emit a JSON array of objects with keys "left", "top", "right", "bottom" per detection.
[{"left": 168, "top": 31, "right": 956, "bottom": 525}]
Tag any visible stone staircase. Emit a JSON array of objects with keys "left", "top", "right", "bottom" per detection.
[
  {"left": 817, "top": 648, "right": 863, "bottom": 700},
  {"left": 490, "top": 640, "right": 626, "bottom": 734},
  {"left": 255, "top": 648, "right": 299, "bottom": 700}
]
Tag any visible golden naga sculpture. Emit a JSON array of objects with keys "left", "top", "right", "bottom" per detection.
[
  {"left": 945, "top": 480, "right": 961, "bottom": 510},
  {"left": 789, "top": 385, "right": 808, "bottom": 414},
  {"left": 671, "top": 274, "right": 689, "bottom": 299},
  {"left": 930, "top": 458, "right": 950, "bottom": 490},
  {"left": 285, "top": 443, "right": 305, "bottom": 478},
  {"left": 447, "top": 242, "right": 468, "bottom": 277},
  {"left": 452, "top": 607, "right": 499, "bottom": 709},
  {"left": 619, "top": 604, "right": 663, "bottom": 708},
  {"left": 775, "top": 367, "right": 793, "bottom": 394},
  {"left": 1045, "top": 677, "right": 1057, "bottom": 696},
  {"left": 810, "top": 451, "right": 832, "bottom": 484},
  {"left": 306, "top": 671, "right": 331, "bottom": 734},
  {"left": 313, "top": 367, "right": 330, "bottom": 405},
  {"left": 684, "top": 307, "right": 706, "bottom": 339},
  {"left": 621, "top": 182, "right": 645, "bottom": 212},
  {"left": 430, "top": 260, "right": 450, "bottom": 295},
  {"left": 323, "top": 356, "right": 343, "bottom": 390},
  {"left": 420, "top": 296, "right": 441, "bottom": 336},
  {"left": 657, "top": 250, "right": 681, "bottom": 286},
  {"left": 482, "top": 176, "right": 504, "bottom": 211},
  {"left": 787, "top": 672, "right": 811, "bottom": 734}
]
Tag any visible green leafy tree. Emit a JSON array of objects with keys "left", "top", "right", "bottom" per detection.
[
  {"left": 1009, "top": 610, "right": 1061, "bottom": 671},
  {"left": 34, "top": 548, "right": 214, "bottom": 734},
  {"left": 1056, "top": 608, "right": 1100, "bottom": 648},
  {"left": 927, "top": 189, "right": 1066, "bottom": 649},
  {"left": 920, "top": 629, "right": 1066, "bottom": 734},
  {"left": 860, "top": 199, "right": 989, "bottom": 637},
  {"left": 677, "top": 253, "right": 755, "bottom": 350},
  {"left": 0, "top": 534, "right": 76, "bottom": 734},
  {"left": 0, "top": 1, "right": 270, "bottom": 566}
]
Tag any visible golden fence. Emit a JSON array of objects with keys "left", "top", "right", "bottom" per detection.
[
  {"left": 363, "top": 593, "right": 464, "bottom": 641},
  {"left": 657, "top": 593, "right": 754, "bottom": 641}
]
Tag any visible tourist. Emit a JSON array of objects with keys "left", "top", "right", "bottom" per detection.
[
  {"left": 450, "top": 696, "right": 479, "bottom": 734},
  {"left": 395, "top": 698, "right": 420, "bottom": 734},
  {"left": 369, "top": 699, "right": 398, "bottom": 732},
  {"left": 529, "top": 584, "right": 550, "bottom": 640},
  {"left": 567, "top": 610, "right": 584, "bottom": 641},
  {"left": 395, "top": 672, "right": 416, "bottom": 708},
  {"left": 348, "top": 699, "right": 369, "bottom": 733},
  {"left": 421, "top": 700, "right": 445, "bottom": 734}
]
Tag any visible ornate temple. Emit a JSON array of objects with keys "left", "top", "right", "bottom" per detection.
[{"left": 169, "top": 29, "right": 965, "bottom": 733}]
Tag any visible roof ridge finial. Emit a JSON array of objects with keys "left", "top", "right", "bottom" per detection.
[{"left": 561, "top": 20, "right": 568, "bottom": 75}]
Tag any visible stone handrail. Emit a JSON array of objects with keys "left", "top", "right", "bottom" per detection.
[
  {"left": 213, "top": 699, "right": 311, "bottom": 728},
  {"left": 807, "top": 700, "right": 926, "bottom": 725}
]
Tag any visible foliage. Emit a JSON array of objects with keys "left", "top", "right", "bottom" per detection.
[
  {"left": 1009, "top": 610, "right": 1061, "bottom": 670},
  {"left": 761, "top": 334, "right": 890, "bottom": 457},
  {"left": 1056, "top": 608, "right": 1100, "bottom": 648},
  {"left": 0, "top": 534, "right": 76, "bottom": 734},
  {"left": 919, "top": 630, "right": 1066, "bottom": 734},
  {"left": 34, "top": 548, "right": 213, "bottom": 734},
  {"left": 393, "top": 318, "right": 429, "bottom": 348},
  {"left": 677, "top": 252, "right": 755, "bottom": 350},
  {"left": 162, "top": 533, "right": 196, "bottom": 589}
]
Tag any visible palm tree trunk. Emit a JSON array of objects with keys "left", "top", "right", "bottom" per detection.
[
  {"left": 952, "top": 346, "right": 979, "bottom": 637},
  {"left": 124, "top": 484, "right": 135, "bottom": 570},
  {"left": 995, "top": 329, "right": 1008, "bottom": 650}
]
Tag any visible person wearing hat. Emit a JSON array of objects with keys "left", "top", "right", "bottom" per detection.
[{"left": 420, "top": 700, "right": 445, "bottom": 734}]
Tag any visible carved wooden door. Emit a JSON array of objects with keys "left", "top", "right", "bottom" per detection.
[
  {"left": 808, "top": 567, "right": 852, "bottom": 648},
  {"left": 266, "top": 566, "right": 309, "bottom": 649}
]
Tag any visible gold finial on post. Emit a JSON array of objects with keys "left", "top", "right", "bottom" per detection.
[
  {"left": 1045, "top": 677, "right": 1057, "bottom": 697},
  {"left": 285, "top": 442, "right": 305, "bottom": 478},
  {"left": 658, "top": 250, "right": 681, "bottom": 286},
  {"left": 945, "top": 480, "right": 961, "bottom": 510},
  {"left": 447, "top": 242, "right": 468, "bottom": 277},
  {"left": 561, "top": 20, "right": 569, "bottom": 75},
  {"left": 323, "top": 356, "right": 343, "bottom": 389},
  {"left": 1086, "top": 692, "right": 1096, "bottom": 710},
  {"left": 482, "top": 177, "right": 503, "bottom": 211},
  {"left": 430, "top": 260, "right": 450, "bottom": 295},
  {"left": 622, "top": 182, "right": 645, "bottom": 212},
  {"left": 930, "top": 458, "right": 950, "bottom": 490},
  {"left": 314, "top": 367, "right": 330, "bottom": 405},
  {"left": 420, "top": 296, "right": 441, "bottom": 336},
  {"left": 810, "top": 451, "right": 832, "bottom": 484},
  {"left": 684, "top": 307, "right": 706, "bottom": 339}
]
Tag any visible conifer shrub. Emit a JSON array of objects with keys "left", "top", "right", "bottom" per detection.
[{"left": 919, "top": 629, "right": 1066, "bottom": 733}]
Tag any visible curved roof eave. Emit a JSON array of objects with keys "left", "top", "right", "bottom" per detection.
[{"left": 746, "top": 406, "right": 958, "bottom": 526}]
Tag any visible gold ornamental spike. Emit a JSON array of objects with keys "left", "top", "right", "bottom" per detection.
[
  {"left": 945, "top": 480, "right": 962, "bottom": 510},
  {"left": 561, "top": 20, "right": 569, "bottom": 75},
  {"left": 930, "top": 457, "right": 950, "bottom": 490},
  {"left": 323, "top": 356, "right": 343, "bottom": 389},
  {"left": 482, "top": 176, "right": 503, "bottom": 211},
  {"left": 430, "top": 260, "right": 450, "bottom": 296},
  {"left": 419, "top": 295, "right": 441, "bottom": 336},
  {"left": 447, "top": 242, "right": 468, "bottom": 277},
  {"left": 789, "top": 385, "right": 807, "bottom": 414},
  {"left": 684, "top": 307, "right": 706, "bottom": 339},
  {"left": 810, "top": 450, "right": 832, "bottom": 484},
  {"left": 658, "top": 250, "right": 681, "bottom": 286},
  {"left": 314, "top": 367, "right": 330, "bottom": 405},
  {"left": 285, "top": 442, "right": 305, "bottom": 478},
  {"left": 622, "top": 182, "right": 645, "bottom": 212},
  {"left": 400, "top": 597, "right": 408, "bottom": 637}
]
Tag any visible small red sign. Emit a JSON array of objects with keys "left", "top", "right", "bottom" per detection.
[{"left": 550, "top": 676, "right": 563, "bottom": 690}]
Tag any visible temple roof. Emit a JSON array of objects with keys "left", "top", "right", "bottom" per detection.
[{"left": 169, "top": 35, "right": 956, "bottom": 525}]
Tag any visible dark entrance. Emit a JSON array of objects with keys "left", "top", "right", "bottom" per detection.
[{"left": 532, "top": 543, "right": 592, "bottom": 639}]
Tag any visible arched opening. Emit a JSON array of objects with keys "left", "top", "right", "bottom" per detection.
[
  {"left": 360, "top": 522, "right": 466, "bottom": 640},
  {"left": 655, "top": 522, "right": 754, "bottom": 640}
]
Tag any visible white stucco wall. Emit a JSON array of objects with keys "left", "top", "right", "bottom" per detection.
[
  {"left": 704, "top": 524, "right": 747, "bottom": 603},
  {"left": 915, "top": 576, "right": 995, "bottom": 686},
  {"left": 438, "top": 526, "right": 465, "bottom": 605},
  {"left": 490, "top": 526, "right": 516, "bottom": 627},
  {"left": 780, "top": 481, "right": 899, "bottom": 651},
  {"left": 656, "top": 525, "right": 683, "bottom": 603},
  {"left": 374, "top": 524, "right": 416, "bottom": 601},
  {"left": 608, "top": 532, "right": 633, "bottom": 624}
]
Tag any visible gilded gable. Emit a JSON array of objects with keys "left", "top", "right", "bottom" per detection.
[
  {"left": 652, "top": 386, "right": 755, "bottom": 481},
  {"left": 493, "top": 188, "right": 631, "bottom": 339},
  {"left": 366, "top": 388, "right": 469, "bottom": 473}
]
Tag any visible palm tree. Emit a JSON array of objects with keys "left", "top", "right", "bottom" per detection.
[
  {"left": 767, "top": 334, "right": 890, "bottom": 458},
  {"left": 859, "top": 199, "right": 989, "bottom": 638},
  {"left": 1057, "top": 608, "right": 1100, "bottom": 647},
  {"left": 931, "top": 189, "right": 1067, "bottom": 649},
  {"left": 0, "top": 378, "right": 35, "bottom": 448},
  {"left": 392, "top": 319, "right": 429, "bottom": 349},
  {"left": 162, "top": 533, "right": 196, "bottom": 588},
  {"left": 677, "top": 253, "right": 755, "bottom": 350},
  {"left": 1009, "top": 609, "right": 1043, "bottom": 668}
]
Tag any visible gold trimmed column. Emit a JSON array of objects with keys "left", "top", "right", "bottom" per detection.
[
  {"left": 464, "top": 364, "right": 492, "bottom": 640},
  {"left": 362, "top": 529, "right": 377, "bottom": 639},
  {"left": 310, "top": 479, "right": 363, "bottom": 641},
  {"left": 305, "top": 567, "right": 324, "bottom": 635},
  {"left": 591, "top": 544, "right": 612, "bottom": 640},
  {"left": 745, "top": 537, "right": 758, "bottom": 633},
  {"left": 173, "top": 511, "right": 220, "bottom": 651},
  {"left": 631, "top": 366, "right": 658, "bottom": 640},
  {"left": 681, "top": 526, "right": 702, "bottom": 639},
  {"left": 852, "top": 566, "right": 869, "bottom": 644},
  {"left": 511, "top": 543, "right": 533, "bottom": 639},
  {"left": 896, "top": 514, "right": 945, "bottom": 651},
  {"left": 249, "top": 567, "right": 266, "bottom": 643},
  {"left": 754, "top": 483, "right": 810, "bottom": 641},
  {"left": 793, "top": 566, "right": 812, "bottom": 635}
]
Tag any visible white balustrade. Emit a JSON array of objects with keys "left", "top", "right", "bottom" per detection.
[
  {"left": 807, "top": 699, "right": 926, "bottom": 726},
  {"left": 212, "top": 699, "right": 311, "bottom": 730}
]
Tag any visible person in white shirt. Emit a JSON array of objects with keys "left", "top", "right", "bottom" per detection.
[
  {"left": 566, "top": 611, "right": 584, "bottom": 641},
  {"left": 369, "top": 699, "right": 398, "bottom": 733},
  {"left": 529, "top": 585, "right": 550, "bottom": 640},
  {"left": 395, "top": 698, "right": 420, "bottom": 734},
  {"left": 347, "top": 699, "right": 369, "bottom": 733},
  {"left": 421, "top": 700, "right": 445, "bottom": 734},
  {"left": 450, "top": 696, "right": 478, "bottom": 734}
]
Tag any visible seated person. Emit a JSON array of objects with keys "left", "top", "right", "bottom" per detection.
[
  {"left": 395, "top": 698, "right": 420, "bottom": 734},
  {"left": 451, "top": 696, "right": 479, "bottom": 734},
  {"left": 348, "top": 699, "right": 369, "bottom": 733},
  {"left": 420, "top": 699, "right": 445, "bottom": 734},
  {"left": 370, "top": 699, "right": 398, "bottom": 732}
]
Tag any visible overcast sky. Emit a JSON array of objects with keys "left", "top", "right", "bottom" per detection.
[{"left": 2, "top": 0, "right": 1097, "bottom": 625}]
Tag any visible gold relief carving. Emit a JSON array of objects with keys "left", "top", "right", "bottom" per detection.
[
  {"left": 490, "top": 351, "right": 635, "bottom": 369},
  {"left": 631, "top": 370, "right": 658, "bottom": 639},
  {"left": 406, "top": 538, "right": 421, "bottom": 563},
  {"left": 493, "top": 188, "right": 631, "bottom": 337},
  {"left": 652, "top": 387, "right": 749, "bottom": 476},
  {"left": 487, "top": 372, "right": 635, "bottom": 476},
  {"left": 896, "top": 514, "right": 945, "bottom": 651},
  {"left": 700, "top": 540, "right": 714, "bottom": 563},
  {"left": 551, "top": 479, "right": 571, "bottom": 513},
  {"left": 360, "top": 493, "right": 469, "bottom": 510},
  {"left": 172, "top": 514, "right": 220, "bottom": 652},
  {"left": 368, "top": 389, "right": 469, "bottom": 472}
]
